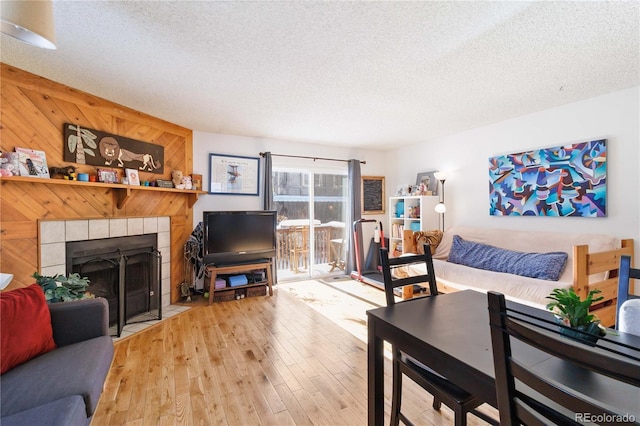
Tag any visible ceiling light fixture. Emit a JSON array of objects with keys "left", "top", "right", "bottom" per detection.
[{"left": 1, "top": 0, "right": 56, "bottom": 49}]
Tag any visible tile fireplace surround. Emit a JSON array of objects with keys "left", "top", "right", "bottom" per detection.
[{"left": 39, "top": 216, "right": 172, "bottom": 309}]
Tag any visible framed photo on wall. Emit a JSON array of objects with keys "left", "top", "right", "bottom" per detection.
[
  {"left": 209, "top": 153, "right": 260, "bottom": 195},
  {"left": 362, "top": 176, "right": 385, "bottom": 214}
]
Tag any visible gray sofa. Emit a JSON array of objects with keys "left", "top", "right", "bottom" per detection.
[{"left": 1, "top": 298, "right": 114, "bottom": 425}]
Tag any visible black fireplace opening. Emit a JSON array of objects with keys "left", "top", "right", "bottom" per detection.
[{"left": 66, "top": 234, "right": 161, "bottom": 336}]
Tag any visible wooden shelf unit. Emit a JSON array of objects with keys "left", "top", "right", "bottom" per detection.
[
  {"left": 0, "top": 176, "right": 207, "bottom": 209},
  {"left": 205, "top": 259, "right": 274, "bottom": 305},
  {"left": 388, "top": 195, "right": 439, "bottom": 256}
]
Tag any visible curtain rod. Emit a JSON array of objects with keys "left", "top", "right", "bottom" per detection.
[{"left": 259, "top": 152, "right": 366, "bottom": 164}]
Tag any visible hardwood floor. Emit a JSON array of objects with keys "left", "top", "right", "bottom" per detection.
[{"left": 91, "top": 281, "right": 495, "bottom": 425}]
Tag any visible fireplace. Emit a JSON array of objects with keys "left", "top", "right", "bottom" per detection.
[{"left": 66, "top": 234, "right": 162, "bottom": 336}]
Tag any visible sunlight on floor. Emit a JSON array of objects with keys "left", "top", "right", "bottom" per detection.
[{"left": 276, "top": 277, "right": 387, "bottom": 344}]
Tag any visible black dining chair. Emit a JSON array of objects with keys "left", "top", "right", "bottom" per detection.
[
  {"left": 379, "top": 246, "right": 497, "bottom": 426},
  {"left": 616, "top": 254, "right": 640, "bottom": 330},
  {"left": 487, "top": 291, "right": 640, "bottom": 425}
]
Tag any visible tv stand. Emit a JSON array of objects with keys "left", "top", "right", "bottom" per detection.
[
  {"left": 205, "top": 259, "right": 273, "bottom": 305},
  {"left": 213, "top": 258, "right": 271, "bottom": 267}
]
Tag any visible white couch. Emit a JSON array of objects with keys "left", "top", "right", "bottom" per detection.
[{"left": 403, "top": 226, "right": 634, "bottom": 326}]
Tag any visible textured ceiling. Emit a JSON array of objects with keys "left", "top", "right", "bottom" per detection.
[{"left": 1, "top": 1, "right": 638, "bottom": 149}]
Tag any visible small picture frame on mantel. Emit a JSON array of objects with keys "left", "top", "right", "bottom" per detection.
[
  {"left": 97, "top": 168, "right": 118, "bottom": 183},
  {"left": 125, "top": 168, "right": 140, "bottom": 186}
]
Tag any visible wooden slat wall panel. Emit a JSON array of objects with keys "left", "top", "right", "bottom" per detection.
[
  {"left": 0, "top": 238, "right": 38, "bottom": 288},
  {"left": 0, "top": 220, "right": 36, "bottom": 240},
  {"left": 171, "top": 216, "right": 188, "bottom": 302},
  {"left": 162, "top": 133, "right": 186, "bottom": 171},
  {"left": 1, "top": 182, "right": 52, "bottom": 220},
  {"left": 1, "top": 64, "right": 195, "bottom": 303},
  {"left": 16, "top": 88, "right": 67, "bottom": 148}
]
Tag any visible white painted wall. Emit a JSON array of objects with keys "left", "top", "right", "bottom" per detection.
[
  {"left": 192, "top": 86, "right": 639, "bottom": 262},
  {"left": 386, "top": 86, "right": 640, "bottom": 255},
  {"left": 192, "top": 132, "right": 389, "bottom": 229}
]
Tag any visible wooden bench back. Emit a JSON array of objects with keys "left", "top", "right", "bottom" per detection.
[{"left": 573, "top": 239, "right": 634, "bottom": 327}]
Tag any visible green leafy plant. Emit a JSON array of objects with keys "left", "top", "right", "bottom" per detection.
[
  {"left": 546, "top": 287, "right": 603, "bottom": 329},
  {"left": 33, "top": 272, "right": 92, "bottom": 303}
]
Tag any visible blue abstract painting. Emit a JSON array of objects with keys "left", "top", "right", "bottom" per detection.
[{"left": 489, "top": 140, "right": 607, "bottom": 217}]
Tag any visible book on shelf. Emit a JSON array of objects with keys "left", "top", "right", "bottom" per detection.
[
  {"left": 14, "top": 147, "right": 50, "bottom": 178},
  {"left": 390, "top": 241, "right": 403, "bottom": 257},
  {"left": 391, "top": 223, "right": 405, "bottom": 238}
]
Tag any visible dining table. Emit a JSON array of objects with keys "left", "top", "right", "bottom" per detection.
[{"left": 366, "top": 289, "right": 640, "bottom": 426}]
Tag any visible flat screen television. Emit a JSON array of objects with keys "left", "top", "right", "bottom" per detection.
[{"left": 203, "top": 210, "right": 277, "bottom": 266}]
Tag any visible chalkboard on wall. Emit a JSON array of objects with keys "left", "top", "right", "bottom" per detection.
[{"left": 362, "top": 176, "right": 385, "bottom": 214}]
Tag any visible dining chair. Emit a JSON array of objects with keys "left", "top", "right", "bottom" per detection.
[
  {"left": 379, "top": 246, "right": 497, "bottom": 426},
  {"left": 617, "top": 254, "right": 640, "bottom": 336},
  {"left": 487, "top": 291, "right": 640, "bottom": 425}
]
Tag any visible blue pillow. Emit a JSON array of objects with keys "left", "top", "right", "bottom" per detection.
[{"left": 448, "top": 235, "right": 568, "bottom": 281}]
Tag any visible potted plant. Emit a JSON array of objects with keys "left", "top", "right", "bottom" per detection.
[
  {"left": 33, "top": 272, "right": 93, "bottom": 303},
  {"left": 546, "top": 287, "right": 605, "bottom": 344}
]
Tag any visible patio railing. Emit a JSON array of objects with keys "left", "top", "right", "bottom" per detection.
[{"left": 276, "top": 223, "right": 346, "bottom": 273}]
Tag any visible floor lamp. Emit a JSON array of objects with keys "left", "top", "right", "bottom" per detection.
[{"left": 434, "top": 172, "right": 446, "bottom": 232}]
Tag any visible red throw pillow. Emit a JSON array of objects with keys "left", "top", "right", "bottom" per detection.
[{"left": 1, "top": 284, "right": 57, "bottom": 374}]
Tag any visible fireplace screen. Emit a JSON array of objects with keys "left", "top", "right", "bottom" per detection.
[{"left": 66, "top": 234, "right": 161, "bottom": 336}]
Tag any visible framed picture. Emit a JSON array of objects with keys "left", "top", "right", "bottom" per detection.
[
  {"left": 125, "top": 168, "right": 140, "bottom": 186},
  {"left": 415, "top": 171, "right": 438, "bottom": 196},
  {"left": 489, "top": 139, "right": 607, "bottom": 217},
  {"left": 191, "top": 173, "right": 203, "bottom": 191},
  {"left": 15, "top": 147, "right": 50, "bottom": 178},
  {"left": 97, "top": 168, "right": 118, "bottom": 183},
  {"left": 362, "top": 176, "right": 385, "bottom": 214},
  {"left": 1, "top": 152, "right": 20, "bottom": 176},
  {"left": 209, "top": 153, "right": 260, "bottom": 195}
]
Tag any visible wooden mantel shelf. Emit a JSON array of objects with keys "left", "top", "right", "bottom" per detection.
[{"left": 0, "top": 176, "right": 207, "bottom": 209}]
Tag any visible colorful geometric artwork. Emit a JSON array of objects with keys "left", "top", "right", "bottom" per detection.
[{"left": 489, "top": 140, "right": 607, "bottom": 217}]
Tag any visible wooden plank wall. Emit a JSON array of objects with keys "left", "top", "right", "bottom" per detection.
[{"left": 0, "top": 64, "right": 194, "bottom": 303}]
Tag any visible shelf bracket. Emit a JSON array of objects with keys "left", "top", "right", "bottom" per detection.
[
  {"left": 187, "top": 193, "right": 199, "bottom": 209},
  {"left": 115, "top": 187, "right": 133, "bottom": 210}
]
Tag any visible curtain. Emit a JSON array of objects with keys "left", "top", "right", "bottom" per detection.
[
  {"left": 262, "top": 151, "right": 276, "bottom": 282},
  {"left": 347, "top": 159, "right": 362, "bottom": 274},
  {"left": 262, "top": 151, "right": 273, "bottom": 210}
]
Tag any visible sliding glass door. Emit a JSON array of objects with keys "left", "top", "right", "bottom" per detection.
[{"left": 272, "top": 164, "right": 348, "bottom": 281}]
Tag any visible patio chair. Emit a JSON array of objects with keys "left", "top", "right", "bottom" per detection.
[
  {"left": 328, "top": 221, "right": 346, "bottom": 272},
  {"left": 288, "top": 225, "right": 309, "bottom": 273}
]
